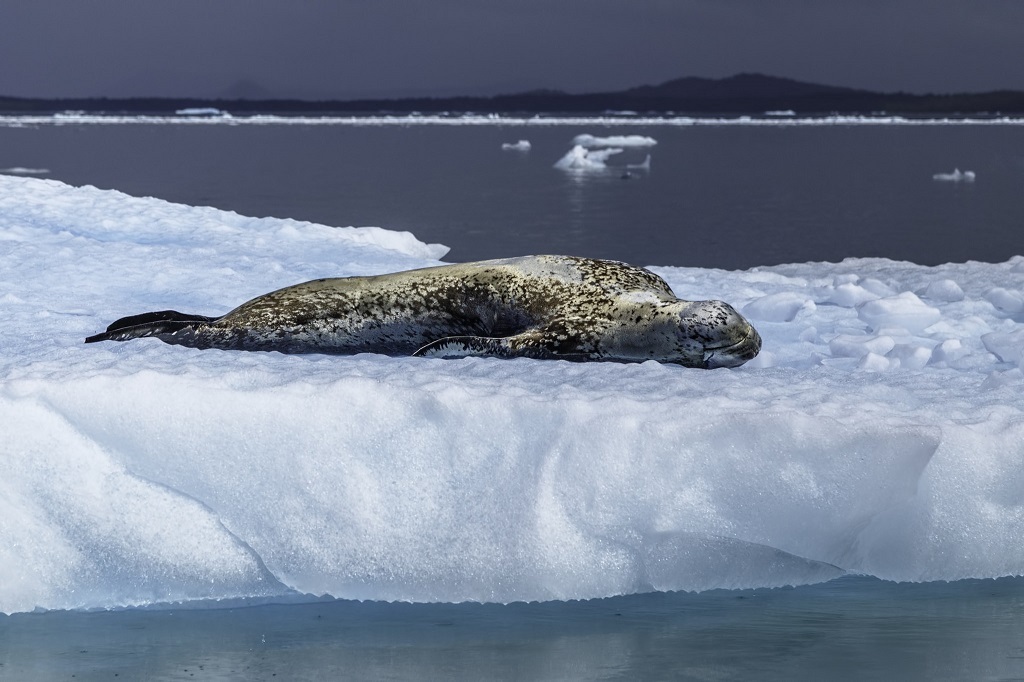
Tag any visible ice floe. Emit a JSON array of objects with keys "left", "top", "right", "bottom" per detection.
[
  {"left": 933, "top": 168, "right": 976, "bottom": 182},
  {"left": 501, "top": 139, "right": 531, "bottom": 151},
  {"left": 0, "top": 175, "right": 1022, "bottom": 613},
  {"left": 572, "top": 134, "right": 657, "bottom": 148},
  {"left": 553, "top": 145, "right": 624, "bottom": 171}
]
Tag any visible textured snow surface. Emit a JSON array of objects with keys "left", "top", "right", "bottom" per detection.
[{"left": 1, "top": 176, "right": 1022, "bottom": 613}]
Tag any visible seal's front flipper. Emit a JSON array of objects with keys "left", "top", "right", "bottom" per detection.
[
  {"left": 85, "top": 310, "right": 217, "bottom": 343},
  {"left": 413, "top": 332, "right": 589, "bottom": 361},
  {"left": 413, "top": 336, "right": 520, "bottom": 359}
]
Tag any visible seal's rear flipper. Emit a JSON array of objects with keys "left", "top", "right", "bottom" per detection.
[
  {"left": 413, "top": 336, "right": 519, "bottom": 359},
  {"left": 85, "top": 310, "right": 217, "bottom": 343}
]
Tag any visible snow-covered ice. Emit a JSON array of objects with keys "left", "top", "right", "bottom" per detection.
[{"left": 1, "top": 175, "right": 1023, "bottom": 614}]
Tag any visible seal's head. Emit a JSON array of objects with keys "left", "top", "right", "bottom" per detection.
[{"left": 676, "top": 300, "right": 761, "bottom": 369}]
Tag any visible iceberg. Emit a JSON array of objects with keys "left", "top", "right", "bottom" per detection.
[
  {"left": 932, "top": 168, "right": 976, "bottom": 182},
  {"left": 572, "top": 134, "right": 657, "bottom": 148},
  {"left": 1, "top": 175, "right": 1023, "bottom": 614},
  {"left": 501, "top": 140, "right": 531, "bottom": 151},
  {"left": 553, "top": 145, "right": 623, "bottom": 171}
]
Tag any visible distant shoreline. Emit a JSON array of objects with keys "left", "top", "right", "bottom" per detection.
[
  {"left": 3, "top": 113, "right": 1024, "bottom": 127},
  {"left": 3, "top": 74, "right": 1023, "bottom": 116}
]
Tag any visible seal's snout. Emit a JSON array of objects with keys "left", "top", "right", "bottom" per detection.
[
  {"left": 704, "top": 323, "right": 761, "bottom": 369},
  {"left": 681, "top": 301, "right": 761, "bottom": 369}
]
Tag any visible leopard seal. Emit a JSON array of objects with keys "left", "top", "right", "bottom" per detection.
[{"left": 85, "top": 255, "right": 761, "bottom": 368}]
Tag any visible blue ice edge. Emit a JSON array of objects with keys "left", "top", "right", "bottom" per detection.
[
  {"left": 11, "top": 571, "right": 1024, "bottom": 618},
  {"left": 4, "top": 574, "right": 1023, "bottom": 624}
]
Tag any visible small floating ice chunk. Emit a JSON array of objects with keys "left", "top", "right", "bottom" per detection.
[
  {"left": 501, "top": 140, "right": 531, "bottom": 151},
  {"left": 932, "top": 168, "right": 976, "bottom": 182},
  {"left": 0, "top": 167, "right": 50, "bottom": 175},
  {"left": 984, "top": 287, "right": 1024, "bottom": 315},
  {"left": 857, "top": 292, "right": 942, "bottom": 333},
  {"left": 176, "top": 107, "right": 228, "bottom": 117},
  {"left": 553, "top": 145, "right": 623, "bottom": 171},
  {"left": 743, "top": 292, "right": 814, "bottom": 322},
  {"left": 572, "top": 134, "right": 657, "bottom": 148},
  {"left": 923, "top": 279, "right": 965, "bottom": 302}
]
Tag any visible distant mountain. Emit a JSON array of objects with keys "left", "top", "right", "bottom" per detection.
[
  {"left": 575, "top": 73, "right": 1022, "bottom": 114},
  {"left": 623, "top": 73, "right": 867, "bottom": 100},
  {"left": 2, "top": 74, "right": 1023, "bottom": 115}
]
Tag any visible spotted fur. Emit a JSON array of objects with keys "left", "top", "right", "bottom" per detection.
[{"left": 86, "top": 255, "right": 761, "bottom": 368}]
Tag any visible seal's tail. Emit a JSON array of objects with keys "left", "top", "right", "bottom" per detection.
[{"left": 85, "top": 310, "right": 217, "bottom": 343}]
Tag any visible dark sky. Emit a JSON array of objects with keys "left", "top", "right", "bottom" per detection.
[{"left": 3, "top": 0, "right": 1023, "bottom": 100}]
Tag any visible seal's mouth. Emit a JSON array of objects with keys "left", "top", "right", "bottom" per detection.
[{"left": 702, "top": 325, "right": 762, "bottom": 369}]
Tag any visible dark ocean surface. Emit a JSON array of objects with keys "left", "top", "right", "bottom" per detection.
[{"left": 1, "top": 121, "right": 1022, "bottom": 269}]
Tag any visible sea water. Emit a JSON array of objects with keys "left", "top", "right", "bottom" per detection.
[
  {"left": 1, "top": 119, "right": 1023, "bottom": 680},
  {"left": 1, "top": 119, "right": 1022, "bottom": 268},
  {"left": 3, "top": 576, "right": 1024, "bottom": 681}
]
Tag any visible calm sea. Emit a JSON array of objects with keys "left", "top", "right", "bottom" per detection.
[
  {"left": 2, "top": 576, "right": 1024, "bottom": 680},
  {"left": 2, "top": 120, "right": 1023, "bottom": 680},
  {"left": 1, "top": 121, "right": 1022, "bottom": 268}
]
